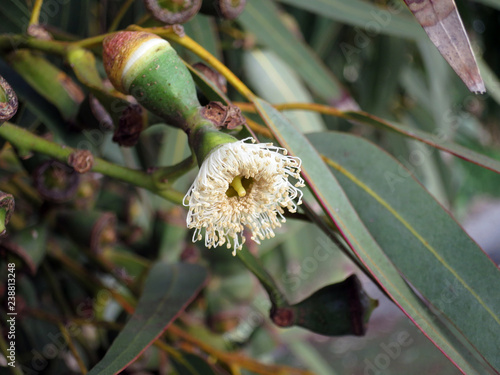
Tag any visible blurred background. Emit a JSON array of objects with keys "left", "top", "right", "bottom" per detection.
[{"left": 1, "top": 0, "right": 499, "bottom": 374}]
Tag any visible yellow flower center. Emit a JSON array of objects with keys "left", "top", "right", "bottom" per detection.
[{"left": 226, "top": 176, "right": 253, "bottom": 198}]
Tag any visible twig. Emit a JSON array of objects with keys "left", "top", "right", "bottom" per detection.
[
  {"left": 27, "top": 308, "right": 123, "bottom": 331},
  {"left": 244, "top": 117, "right": 273, "bottom": 138},
  {"left": 58, "top": 322, "right": 88, "bottom": 374},
  {"left": 168, "top": 325, "right": 314, "bottom": 375},
  {"left": 29, "top": 0, "right": 44, "bottom": 26},
  {"left": 0, "top": 122, "right": 184, "bottom": 204},
  {"left": 48, "top": 246, "right": 136, "bottom": 313}
]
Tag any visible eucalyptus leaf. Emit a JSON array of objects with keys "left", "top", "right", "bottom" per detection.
[
  {"left": 309, "top": 131, "right": 500, "bottom": 372},
  {"left": 252, "top": 97, "right": 493, "bottom": 374},
  {"left": 239, "top": 0, "right": 354, "bottom": 106},
  {"left": 277, "top": 0, "right": 425, "bottom": 40},
  {"left": 243, "top": 49, "right": 326, "bottom": 133},
  {"left": 87, "top": 262, "right": 207, "bottom": 375}
]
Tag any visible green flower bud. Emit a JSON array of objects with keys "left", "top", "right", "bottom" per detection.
[{"left": 103, "top": 31, "right": 201, "bottom": 129}]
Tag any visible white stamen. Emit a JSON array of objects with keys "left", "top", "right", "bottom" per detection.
[{"left": 183, "top": 138, "right": 304, "bottom": 255}]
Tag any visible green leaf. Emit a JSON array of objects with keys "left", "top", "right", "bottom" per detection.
[
  {"left": 0, "top": 59, "right": 66, "bottom": 140},
  {"left": 183, "top": 14, "right": 222, "bottom": 61},
  {"left": 236, "top": 247, "right": 288, "bottom": 308},
  {"left": 252, "top": 97, "right": 492, "bottom": 375},
  {"left": 477, "top": 57, "right": 500, "bottom": 106},
  {"left": 243, "top": 49, "right": 326, "bottom": 133},
  {"left": 87, "top": 262, "right": 208, "bottom": 375},
  {"left": 238, "top": 0, "right": 353, "bottom": 105},
  {"left": 7, "top": 50, "right": 84, "bottom": 120},
  {"left": 343, "top": 110, "right": 500, "bottom": 175},
  {"left": 277, "top": 0, "right": 425, "bottom": 40},
  {"left": 472, "top": 0, "right": 500, "bottom": 10},
  {"left": 66, "top": 47, "right": 131, "bottom": 125},
  {"left": 170, "top": 351, "right": 219, "bottom": 375},
  {"left": 102, "top": 246, "right": 150, "bottom": 280},
  {"left": 0, "top": 224, "right": 48, "bottom": 274},
  {"left": 309, "top": 131, "right": 500, "bottom": 371}
]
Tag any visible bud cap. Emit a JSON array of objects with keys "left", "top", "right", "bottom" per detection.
[{"left": 103, "top": 31, "right": 173, "bottom": 93}]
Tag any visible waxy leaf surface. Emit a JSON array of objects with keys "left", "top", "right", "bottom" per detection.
[
  {"left": 239, "top": 0, "right": 355, "bottom": 107},
  {"left": 253, "top": 97, "right": 494, "bottom": 374},
  {"left": 310, "top": 131, "right": 500, "bottom": 372}
]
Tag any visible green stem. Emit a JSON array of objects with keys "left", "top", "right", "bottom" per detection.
[
  {"left": 0, "top": 33, "right": 107, "bottom": 54},
  {"left": 236, "top": 249, "right": 289, "bottom": 309},
  {"left": 73, "top": 33, "right": 111, "bottom": 49},
  {"left": 57, "top": 322, "right": 88, "bottom": 375},
  {"left": 0, "top": 34, "right": 68, "bottom": 55},
  {"left": 301, "top": 201, "right": 389, "bottom": 298},
  {"left": 152, "top": 154, "right": 196, "bottom": 187},
  {"left": 0, "top": 122, "right": 184, "bottom": 204},
  {"left": 29, "top": 0, "right": 44, "bottom": 26}
]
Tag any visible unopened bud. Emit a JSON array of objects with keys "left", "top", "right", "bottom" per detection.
[{"left": 103, "top": 31, "right": 201, "bottom": 128}]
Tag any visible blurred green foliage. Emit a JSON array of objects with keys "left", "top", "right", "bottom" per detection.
[{"left": 1, "top": 1, "right": 500, "bottom": 374}]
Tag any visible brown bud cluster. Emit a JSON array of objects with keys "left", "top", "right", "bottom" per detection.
[
  {"left": 200, "top": 101, "right": 246, "bottom": 130},
  {"left": 68, "top": 150, "right": 94, "bottom": 173}
]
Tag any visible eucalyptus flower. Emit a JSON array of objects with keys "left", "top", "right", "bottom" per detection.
[
  {"left": 102, "top": 32, "right": 305, "bottom": 254},
  {"left": 183, "top": 137, "right": 304, "bottom": 255}
]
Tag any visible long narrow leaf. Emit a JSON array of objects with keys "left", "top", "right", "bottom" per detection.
[
  {"left": 310, "top": 131, "right": 500, "bottom": 372},
  {"left": 278, "top": 0, "right": 425, "bottom": 40},
  {"left": 269, "top": 104, "right": 500, "bottom": 175},
  {"left": 243, "top": 49, "right": 326, "bottom": 133},
  {"left": 252, "top": 97, "right": 491, "bottom": 375},
  {"left": 344, "top": 110, "right": 500, "bottom": 175},
  {"left": 87, "top": 262, "right": 207, "bottom": 375},
  {"left": 239, "top": 0, "right": 355, "bottom": 107},
  {"left": 472, "top": 0, "right": 500, "bottom": 10}
]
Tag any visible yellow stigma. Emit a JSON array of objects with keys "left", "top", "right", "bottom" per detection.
[{"left": 230, "top": 176, "right": 246, "bottom": 197}]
